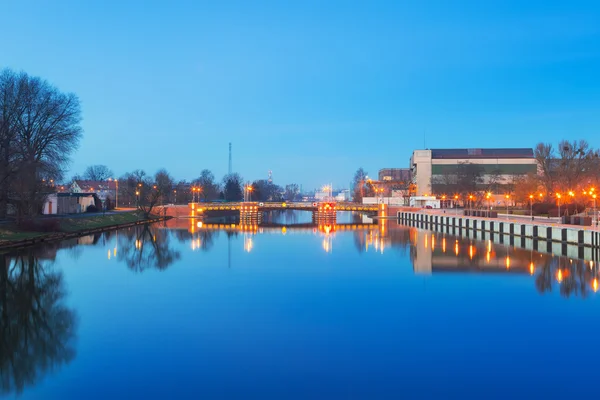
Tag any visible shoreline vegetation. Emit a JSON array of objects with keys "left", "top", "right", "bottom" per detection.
[{"left": 0, "top": 211, "right": 170, "bottom": 250}]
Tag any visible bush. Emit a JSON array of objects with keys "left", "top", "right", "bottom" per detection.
[
  {"left": 532, "top": 202, "right": 552, "bottom": 215},
  {"left": 86, "top": 205, "right": 99, "bottom": 213},
  {"left": 19, "top": 218, "right": 61, "bottom": 232}
]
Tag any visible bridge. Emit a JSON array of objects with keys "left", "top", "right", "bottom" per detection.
[
  {"left": 186, "top": 201, "right": 385, "bottom": 224},
  {"left": 188, "top": 201, "right": 381, "bottom": 213}
]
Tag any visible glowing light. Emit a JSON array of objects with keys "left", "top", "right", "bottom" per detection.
[
  {"left": 442, "top": 237, "right": 446, "bottom": 253},
  {"left": 557, "top": 269, "right": 563, "bottom": 283},
  {"left": 244, "top": 237, "right": 253, "bottom": 252},
  {"left": 282, "top": 226, "right": 287, "bottom": 235},
  {"left": 454, "top": 242, "right": 459, "bottom": 256},
  {"left": 469, "top": 245, "right": 474, "bottom": 260},
  {"left": 505, "top": 256, "right": 510, "bottom": 269},
  {"left": 529, "top": 262, "right": 534, "bottom": 275},
  {"left": 322, "top": 238, "right": 331, "bottom": 253},
  {"left": 107, "top": 250, "right": 111, "bottom": 260},
  {"left": 486, "top": 251, "right": 490, "bottom": 263},
  {"left": 593, "top": 278, "right": 598, "bottom": 293},
  {"left": 197, "top": 221, "right": 203, "bottom": 228}
]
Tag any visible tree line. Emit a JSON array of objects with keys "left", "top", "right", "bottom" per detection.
[{"left": 68, "top": 164, "right": 303, "bottom": 216}]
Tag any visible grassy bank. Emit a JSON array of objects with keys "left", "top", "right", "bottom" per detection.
[{"left": 0, "top": 211, "right": 159, "bottom": 243}]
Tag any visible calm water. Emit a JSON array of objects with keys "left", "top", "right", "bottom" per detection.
[{"left": 2, "top": 212, "right": 599, "bottom": 399}]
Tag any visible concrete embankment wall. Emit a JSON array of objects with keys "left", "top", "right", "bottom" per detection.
[{"left": 398, "top": 211, "right": 600, "bottom": 252}]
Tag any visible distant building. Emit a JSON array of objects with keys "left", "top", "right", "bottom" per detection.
[
  {"left": 71, "top": 180, "right": 117, "bottom": 205},
  {"left": 378, "top": 168, "right": 412, "bottom": 183},
  {"left": 410, "top": 148, "right": 537, "bottom": 196},
  {"left": 43, "top": 192, "right": 99, "bottom": 214},
  {"left": 334, "top": 189, "right": 350, "bottom": 202}
]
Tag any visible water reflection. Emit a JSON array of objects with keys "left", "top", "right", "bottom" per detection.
[
  {"left": 161, "top": 216, "right": 599, "bottom": 298},
  {"left": 0, "top": 252, "right": 77, "bottom": 396},
  {"left": 117, "top": 224, "right": 181, "bottom": 272},
  {"left": 405, "top": 228, "right": 599, "bottom": 298}
]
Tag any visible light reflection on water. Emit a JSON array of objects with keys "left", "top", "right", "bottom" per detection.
[{"left": 3, "top": 211, "right": 600, "bottom": 399}]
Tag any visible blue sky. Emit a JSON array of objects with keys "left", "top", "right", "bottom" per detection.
[{"left": 2, "top": 0, "right": 599, "bottom": 190}]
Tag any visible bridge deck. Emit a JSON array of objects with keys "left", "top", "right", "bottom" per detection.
[{"left": 190, "top": 202, "right": 380, "bottom": 212}]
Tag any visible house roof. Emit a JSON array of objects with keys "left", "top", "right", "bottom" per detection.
[
  {"left": 74, "top": 180, "right": 117, "bottom": 191},
  {"left": 57, "top": 192, "right": 98, "bottom": 198}
]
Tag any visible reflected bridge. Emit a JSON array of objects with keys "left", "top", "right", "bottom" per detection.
[{"left": 188, "top": 201, "right": 387, "bottom": 224}]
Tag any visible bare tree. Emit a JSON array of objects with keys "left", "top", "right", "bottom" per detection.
[
  {"left": 533, "top": 140, "right": 600, "bottom": 195},
  {"left": 352, "top": 167, "right": 372, "bottom": 202},
  {"left": 192, "top": 169, "right": 220, "bottom": 201},
  {"left": 82, "top": 164, "right": 113, "bottom": 181},
  {"left": 534, "top": 142, "right": 555, "bottom": 194},
  {"left": 0, "top": 69, "right": 82, "bottom": 222},
  {"left": 284, "top": 183, "right": 300, "bottom": 201}
]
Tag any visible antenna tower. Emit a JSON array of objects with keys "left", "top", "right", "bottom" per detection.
[
  {"left": 268, "top": 170, "right": 273, "bottom": 183},
  {"left": 228, "top": 142, "right": 232, "bottom": 175}
]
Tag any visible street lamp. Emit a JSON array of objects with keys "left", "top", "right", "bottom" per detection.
[
  {"left": 486, "top": 192, "right": 492, "bottom": 217},
  {"left": 593, "top": 193, "right": 597, "bottom": 227},
  {"left": 454, "top": 195, "right": 459, "bottom": 215},
  {"left": 505, "top": 194, "right": 510, "bottom": 219},
  {"left": 109, "top": 178, "right": 119, "bottom": 209},
  {"left": 135, "top": 190, "right": 140, "bottom": 209},
  {"left": 529, "top": 194, "right": 534, "bottom": 220},
  {"left": 468, "top": 194, "right": 473, "bottom": 215},
  {"left": 556, "top": 193, "right": 561, "bottom": 219}
]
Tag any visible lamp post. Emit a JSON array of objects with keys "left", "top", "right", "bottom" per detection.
[
  {"left": 109, "top": 178, "right": 119, "bottom": 209},
  {"left": 469, "top": 194, "right": 473, "bottom": 215},
  {"left": 593, "top": 193, "right": 597, "bottom": 227},
  {"left": 454, "top": 195, "right": 459, "bottom": 215},
  {"left": 486, "top": 192, "right": 492, "bottom": 217},
  {"left": 529, "top": 194, "right": 534, "bottom": 220},
  {"left": 556, "top": 193, "right": 561, "bottom": 219},
  {"left": 505, "top": 194, "right": 510, "bottom": 219},
  {"left": 135, "top": 190, "right": 140, "bottom": 209}
]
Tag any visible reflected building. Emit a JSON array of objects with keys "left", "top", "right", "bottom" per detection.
[{"left": 388, "top": 222, "right": 599, "bottom": 297}]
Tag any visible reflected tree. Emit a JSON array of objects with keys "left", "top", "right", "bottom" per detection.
[
  {"left": 534, "top": 257, "right": 591, "bottom": 298},
  {"left": 173, "top": 229, "right": 219, "bottom": 252},
  {"left": 118, "top": 224, "right": 181, "bottom": 272},
  {"left": 0, "top": 253, "right": 77, "bottom": 396}
]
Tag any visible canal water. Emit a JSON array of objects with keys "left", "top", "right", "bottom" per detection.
[{"left": 2, "top": 211, "right": 599, "bottom": 399}]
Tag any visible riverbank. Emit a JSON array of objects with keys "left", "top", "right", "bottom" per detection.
[{"left": 0, "top": 211, "right": 171, "bottom": 250}]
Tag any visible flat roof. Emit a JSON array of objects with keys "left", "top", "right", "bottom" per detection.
[{"left": 430, "top": 148, "right": 534, "bottom": 159}]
